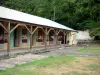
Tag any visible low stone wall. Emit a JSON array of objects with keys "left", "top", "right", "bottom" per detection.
[
  {"left": 0, "top": 45, "right": 66, "bottom": 59},
  {"left": 77, "top": 40, "right": 100, "bottom": 46}
]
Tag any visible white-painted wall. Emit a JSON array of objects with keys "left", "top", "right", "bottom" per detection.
[
  {"left": 69, "top": 32, "right": 78, "bottom": 45},
  {"left": 77, "top": 30, "right": 92, "bottom": 40},
  {"left": 68, "top": 30, "right": 92, "bottom": 45}
]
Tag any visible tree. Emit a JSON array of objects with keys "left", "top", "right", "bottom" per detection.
[{"left": 1, "top": 0, "right": 100, "bottom": 37}]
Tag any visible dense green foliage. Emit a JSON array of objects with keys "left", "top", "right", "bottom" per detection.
[{"left": 0, "top": 0, "right": 100, "bottom": 36}]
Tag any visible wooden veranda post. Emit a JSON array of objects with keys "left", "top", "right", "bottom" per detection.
[
  {"left": 30, "top": 25, "right": 32, "bottom": 50},
  {"left": 7, "top": 22, "right": 10, "bottom": 56},
  {"left": 45, "top": 28, "right": 47, "bottom": 49},
  {"left": 55, "top": 30, "right": 58, "bottom": 48},
  {"left": 66, "top": 32, "right": 67, "bottom": 46},
  {"left": 64, "top": 31, "right": 66, "bottom": 47}
]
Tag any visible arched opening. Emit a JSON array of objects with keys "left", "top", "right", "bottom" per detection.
[
  {"left": 94, "top": 36, "right": 100, "bottom": 40},
  {"left": 22, "top": 26, "right": 30, "bottom": 48},
  {"left": 9, "top": 23, "right": 31, "bottom": 48},
  {"left": 33, "top": 28, "right": 45, "bottom": 47},
  {"left": 48, "top": 30, "right": 55, "bottom": 45},
  {"left": 58, "top": 31, "right": 65, "bottom": 45}
]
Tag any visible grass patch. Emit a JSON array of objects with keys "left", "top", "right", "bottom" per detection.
[
  {"left": 76, "top": 48, "right": 86, "bottom": 52},
  {"left": 20, "top": 56, "right": 76, "bottom": 68},
  {"left": 88, "top": 64, "right": 100, "bottom": 71},
  {"left": 76, "top": 45, "right": 100, "bottom": 53},
  {"left": 67, "top": 71, "right": 89, "bottom": 75},
  {"left": 0, "top": 55, "right": 100, "bottom": 75},
  {"left": 0, "top": 56, "right": 76, "bottom": 75}
]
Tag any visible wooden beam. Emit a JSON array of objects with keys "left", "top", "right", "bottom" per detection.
[
  {"left": 47, "top": 28, "right": 56, "bottom": 35},
  {"left": 10, "top": 23, "right": 32, "bottom": 34},
  {"left": 63, "top": 30, "right": 66, "bottom": 35},
  {"left": 24, "top": 25, "right": 31, "bottom": 34},
  {"left": 64, "top": 34, "right": 65, "bottom": 47},
  {"left": 57, "top": 30, "right": 65, "bottom": 35},
  {"left": 18, "top": 24, "right": 31, "bottom": 34},
  {"left": 65, "top": 31, "right": 67, "bottom": 34},
  {"left": 64, "top": 31, "right": 67, "bottom": 45},
  {"left": 44, "top": 28, "right": 47, "bottom": 49},
  {"left": 18, "top": 27, "right": 20, "bottom": 47},
  {"left": 55, "top": 29, "right": 58, "bottom": 47},
  {"left": 57, "top": 30, "right": 61, "bottom": 35},
  {"left": 32, "top": 27, "right": 38, "bottom": 34},
  {"left": 63, "top": 31, "right": 66, "bottom": 47},
  {"left": 7, "top": 22, "right": 10, "bottom": 56},
  {"left": 47, "top": 28, "right": 51, "bottom": 35},
  {"left": 40, "top": 27, "right": 46, "bottom": 35},
  {"left": 18, "top": 24, "right": 25, "bottom": 26},
  {"left": 10, "top": 24, "right": 19, "bottom": 33},
  {"left": 30, "top": 25, "right": 33, "bottom": 50},
  {"left": 0, "top": 22, "right": 9, "bottom": 33},
  {"left": 52, "top": 28, "right": 56, "bottom": 34}
]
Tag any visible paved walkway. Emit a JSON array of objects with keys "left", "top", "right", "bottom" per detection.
[{"left": 0, "top": 46, "right": 100, "bottom": 70}]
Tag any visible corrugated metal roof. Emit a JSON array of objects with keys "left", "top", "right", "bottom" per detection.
[{"left": 0, "top": 6, "right": 74, "bottom": 31}]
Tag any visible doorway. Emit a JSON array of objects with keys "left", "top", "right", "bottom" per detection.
[{"left": 14, "top": 28, "right": 18, "bottom": 47}]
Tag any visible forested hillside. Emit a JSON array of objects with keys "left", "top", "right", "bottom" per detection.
[{"left": 0, "top": 0, "right": 100, "bottom": 37}]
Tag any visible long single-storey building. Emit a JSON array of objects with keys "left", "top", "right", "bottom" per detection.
[{"left": 0, "top": 6, "right": 77, "bottom": 55}]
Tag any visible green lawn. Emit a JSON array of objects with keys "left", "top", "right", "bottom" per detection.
[
  {"left": 0, "top": 55, "right": 100, "bottom": 75},
  {"left": 76, "top": 45, "right": 100, "bottom": 53}
]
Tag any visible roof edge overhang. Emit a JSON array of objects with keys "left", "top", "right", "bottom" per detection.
[{"left": 0, "top": 6, "right": 75, "bottom": 32}]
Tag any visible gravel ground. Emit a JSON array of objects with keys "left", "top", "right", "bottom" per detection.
[
  {"left": 40, "top": 47, "right": 100, "bottom": 56},
  {"left": 0, "top": 46, "right": 100, "bottom": 70},
  {"left": 0, "top": 54, "right": 48, "bottom": 70}
]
